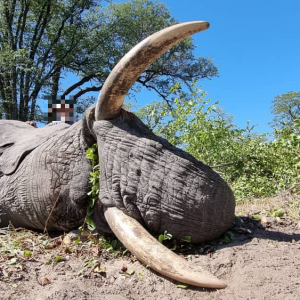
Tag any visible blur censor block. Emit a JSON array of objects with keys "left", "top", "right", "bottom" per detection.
[{"left": 44, "top": 95, "right": 76, "bottom": 125}]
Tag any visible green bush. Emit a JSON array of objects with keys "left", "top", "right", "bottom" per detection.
[{"left": 137, "top": 82, "right": 300, "bottom": 201}]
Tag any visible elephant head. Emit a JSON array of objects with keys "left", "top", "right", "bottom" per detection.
[{"left": 0, "top": 22, "right": 235, "bottom": 288}]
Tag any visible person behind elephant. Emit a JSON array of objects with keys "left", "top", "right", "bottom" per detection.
[{"left": 44, "top": 95, "right": 76, "bottom": 125}]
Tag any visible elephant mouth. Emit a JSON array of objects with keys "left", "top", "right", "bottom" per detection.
[{"left": 94, "top": 21, "right": 228, "bottom": 288}]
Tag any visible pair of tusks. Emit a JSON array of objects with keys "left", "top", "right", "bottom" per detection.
[{"left": 101, "top": 21, "right": 227, "bottom": 288}]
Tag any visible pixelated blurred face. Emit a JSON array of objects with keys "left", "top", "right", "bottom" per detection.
[{"left": 44, "top": 96, "right": 76, "bottom": 124}]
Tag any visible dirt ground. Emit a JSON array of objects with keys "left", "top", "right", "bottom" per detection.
[{"left": 1, "top": 197, "right": 300, "bottom": 300}]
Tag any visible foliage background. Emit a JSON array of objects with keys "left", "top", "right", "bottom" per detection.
[
  {"left": 136, "top": 83, "right": 300, "bottom": 201},
  {"left": 0, "top": 0, "right": 217, "bottom": 121}
]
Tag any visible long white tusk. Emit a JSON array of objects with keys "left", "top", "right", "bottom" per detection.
[
  {"left": 96, "top": 21, "right": 209, "bottom": 120},
  {"left": 104, "top": 207, "right": 227, "bottom": 289}
]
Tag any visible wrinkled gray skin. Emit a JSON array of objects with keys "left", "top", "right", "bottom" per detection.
[
  {"left": 0, "top": 21, "right": 235, "bottom": 244},
  {"left": 0, "top": 105, "right": 235, "bottom": 243}
]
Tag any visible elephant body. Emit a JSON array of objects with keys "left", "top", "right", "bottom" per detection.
[
  {"left": 0, "top": 109, "right": 234, "bottom": 243},
  {"left": 0, "top": 119, "right": 92, "bottom": 230}
]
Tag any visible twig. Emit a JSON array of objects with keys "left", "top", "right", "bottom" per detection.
[
  {"left": 44, "top": 192, "right": 61, "bottom": 233},
  {"left": 211, "top": 162, "right": 236, "bottom": 168}
]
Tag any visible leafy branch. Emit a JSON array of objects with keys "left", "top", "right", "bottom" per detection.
[{"left": 85, "top": 143, "right": 100, "bottom": 231}]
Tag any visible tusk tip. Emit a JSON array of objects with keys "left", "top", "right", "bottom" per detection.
[
  {"left": 208, "top": 280, "right": 227, "bottom": 289},
  {"left": 189, "top": 20, "right": 210, "bottom": 30}
]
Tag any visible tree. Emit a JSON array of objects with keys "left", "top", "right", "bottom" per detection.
[
  {"left": 270, "top": 90, "right": 300, "bottom": 130},
  {"left": 85, "top": 0, "right": 218, "bottom": 104},
  {"left": 0, "top": 0, "right": 98, "bottom": 120},
  {"left": 0, "top": 0, "right": 218, "bottom": 121}
]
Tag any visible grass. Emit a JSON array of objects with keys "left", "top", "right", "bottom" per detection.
[
  {"left": 235, "top": 193, "right": 300, "bottom": 221},
  {"left": 0, "top": 226, "right": 126, "bottom": 273},
  {"left": 0, "top": 227, "right": 49, "bottom": 261}
]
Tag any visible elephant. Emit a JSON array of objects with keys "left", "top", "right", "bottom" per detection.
[{"left": 0, "top": 21, "right": 235, "bottom": 288}]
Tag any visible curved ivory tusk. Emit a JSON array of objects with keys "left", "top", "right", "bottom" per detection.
[
  {"left": 96, "top": 21, "right": 209, "bottom": 120},
  {"left": 104, "top": 207, "right": 227, "bottom": 289}
]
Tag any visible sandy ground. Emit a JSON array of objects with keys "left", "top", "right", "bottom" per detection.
[{"left": 1, "top": 200, "right": 300, "bottom": 300}]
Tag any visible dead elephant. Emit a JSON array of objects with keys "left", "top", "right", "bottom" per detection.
[{"left": 0, "top": 21, "right": 235, "bottom": 288}]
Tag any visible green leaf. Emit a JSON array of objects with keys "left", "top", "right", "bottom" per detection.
[
  {"left": 54, "top": 256, "right": 63, "bottom": 263},
  {"left": 170, "top": 245, "right": 177, "bottom": 251},
  {"left": 181, "top": 235, "right": 191, "bottom": 243},
  {"left": 127, "top": 269, "right": 135, "bottom": 276},
  {"left": 176, "top": 284, "right": 188, "bottom": 289},
  {"left": 165, "top": 233, "right": 173, "bottom": 240},
  {"left": 222, "top": 235, "right": 231, "bottom": 244},
  {"left": 158, "top": 234, "right": 164, "bottom": 243},
  {"left": 273, "top": 209, "right": 284, "bottom": 217},
  {"left": 87, "top": 258, "right": 98, "bottom": 268},
  {"left": 74, "top": 237, "right": 81, "bottom": 245},
  {"left": 24, "top": 250, "right": 32, "bottom": 257},
  {"left": 86, "top": 216, "right": 96, "bottom": 231}
]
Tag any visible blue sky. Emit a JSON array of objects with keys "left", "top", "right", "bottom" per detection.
[
  {"left": 48, "top": 0, "right": 299, "bottom": 134},
  {"left": 138, "top": 0, "right": 300, "bottom": 133}
]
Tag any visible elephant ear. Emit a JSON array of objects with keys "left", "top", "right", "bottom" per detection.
[{"left": 0, "top": 120, "right": 69, "bottom": 175}]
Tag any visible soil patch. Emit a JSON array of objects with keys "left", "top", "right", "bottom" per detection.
[{"left": 1, "top": 203, "right": 300, "bottom": 300}]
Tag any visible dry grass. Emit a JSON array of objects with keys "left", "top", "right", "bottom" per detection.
[
  {"left": 0, "top": 228, "right": 51, "bottom": 261},
  {"left": 235, "top": 193, "right": 300, "bottom": 221},
  {"left": 0, "top": 227, "right": 117, "bottom": 271}
]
